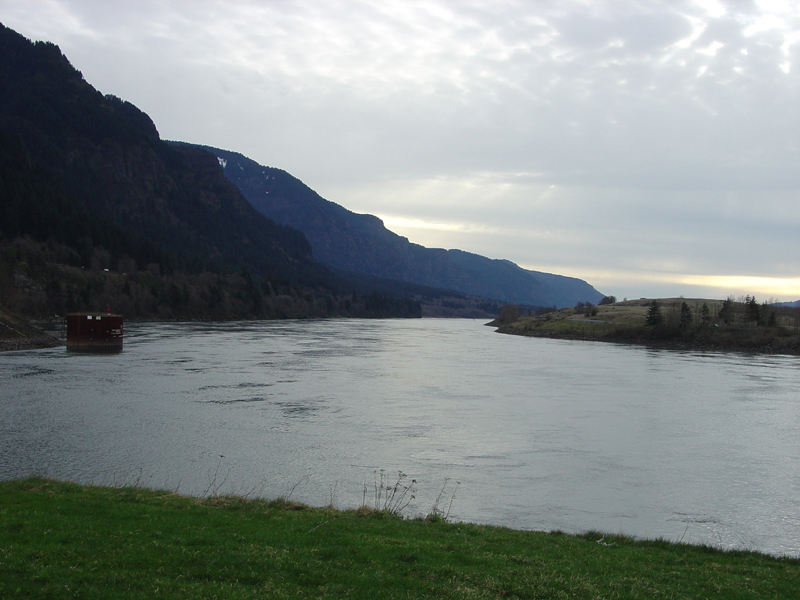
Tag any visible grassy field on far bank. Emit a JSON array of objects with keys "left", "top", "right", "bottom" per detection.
[
  {"left": 1, "top": 478, "right": 799, "bottom": 599},
  {"left": 496, "top": 297, "right": 800, "bottom": 354}
]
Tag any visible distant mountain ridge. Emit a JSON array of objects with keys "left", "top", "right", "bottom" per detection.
[
  {"left": 775, "top": 300, "right": 800, "bottom": 308},
  {"left": 198, "top": 145, "right": 604, "bottom": 308}
]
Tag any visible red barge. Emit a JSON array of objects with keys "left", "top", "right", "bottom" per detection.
[{"left": 66, "top": 312, "right": 123, "bottom": 352}]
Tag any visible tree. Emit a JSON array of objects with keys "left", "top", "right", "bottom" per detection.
[
  {"left": 744, "top": 295, "right": 762, "bottom": 325},
  {"left": 767, "top": 310, "right": 778, "bottom": 328},
  {"left": 679, "top": 301, "right": 693, "bottom": 329},
  {"left": 700, "top": 302, "right": 711, "bottom": 325},
  {"left": 645, "top": 300, "right": 664, "bottom": 327},
  {"left": 497, "top": 304, "right": 520, "bottom": 325},
  {"left": 719, "top": 297, "right": 734, "bottom": 325}
]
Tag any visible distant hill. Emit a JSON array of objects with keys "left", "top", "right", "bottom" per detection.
[
  {"left": 194, "top": 145, "right": 604, "bottom": 308},
  {"left": 775, "top": 300, "right": 800, "bottom": 308}
]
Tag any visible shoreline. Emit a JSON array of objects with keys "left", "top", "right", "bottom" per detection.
[
  {"left": 0, "top": 308, "right": 65, "bottom": 352},
  {"left": 0, "top": 335, "right": 64, "bottom": 352},
  {"left": 492, "top": 323, "right": 800, "bottom": 355},
  {"left": 490, "top": 298, "right": 800, "bottom": 356}
]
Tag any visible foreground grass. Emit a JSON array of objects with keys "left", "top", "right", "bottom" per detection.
[{"left": 1, "top": 478, "right": 798, "bottom": 599}]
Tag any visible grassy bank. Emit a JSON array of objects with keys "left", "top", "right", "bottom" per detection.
[
  {"left": 1, "top": 478, "right": 798, "bottom": 599},
  {"left": 496, "top": 298, "right": 800, "bottom": 354}
]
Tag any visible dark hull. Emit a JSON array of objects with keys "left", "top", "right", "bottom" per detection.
[
  {"left": 65, "top": 339, "right": 123, "bottom": 352},
  {"left": 66, "top": 313, "right": 123, "bottom": 353}
]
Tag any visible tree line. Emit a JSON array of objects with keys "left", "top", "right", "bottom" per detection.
[
  {"left": 0, "top": 236, "right": 421, "bottom": 321},
  {"left": 645, "top": 295, "right": 783, "bottom": 330}
]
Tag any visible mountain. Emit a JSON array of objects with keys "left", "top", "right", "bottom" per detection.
[
  {"left": 0, "top": 21, "right": 596, "bottom": 324},
  {"left": 0, "top": 23, "right": 423, "bottom": 320},
  {"left": 196, "top": 145, "right": 604, "bottom": 308},
  {"left": 0, "top": 123, "right": 170, "bottom": 269},
  {"left": 0, "top": 23, "right": 324, "bottom": 284}
]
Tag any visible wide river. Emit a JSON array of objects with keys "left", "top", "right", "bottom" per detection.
[{"left": 2, "top": 318, "right": 799, "bottom": 555}]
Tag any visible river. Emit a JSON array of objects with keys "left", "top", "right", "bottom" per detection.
[{"left": 1, "top": 318, "right": 799, "bottom": 555}]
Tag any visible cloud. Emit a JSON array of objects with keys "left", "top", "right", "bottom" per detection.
[{"left": 2, "top": 0, "right": 799, "bottom": 300}]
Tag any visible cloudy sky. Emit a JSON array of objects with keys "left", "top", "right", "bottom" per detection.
[{"left": 3, "top": 0, "right": 799, "bottom": 300}]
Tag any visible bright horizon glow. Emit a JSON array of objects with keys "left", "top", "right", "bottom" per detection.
[
  {"left": 378, "top": 215, "right": 508, "bottom": 236},
  {"left": 676, "top": 275, "right": 800, "bottom": 300},
  {"left": 382, "top": 216, "right": 800, "bottom": 302}
]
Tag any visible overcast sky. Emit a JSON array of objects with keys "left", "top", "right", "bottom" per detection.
[{"left": 3, "top": 1, "right": 799, "bottom": 300}]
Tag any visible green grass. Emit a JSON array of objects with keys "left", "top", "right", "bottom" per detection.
[{"left": 1, "top": 478, "right": 798, "bottom": 599}]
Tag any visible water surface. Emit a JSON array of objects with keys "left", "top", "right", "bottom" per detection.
[{"left": 2, "top": 318, "right": 799, "bottom": 555}]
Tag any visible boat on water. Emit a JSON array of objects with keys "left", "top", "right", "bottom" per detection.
[{"left": 66, "top": 311, "right": 123, "bottom": 352}]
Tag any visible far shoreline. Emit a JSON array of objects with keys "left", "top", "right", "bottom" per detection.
[{"left": 489, "top": 297, "right": 800, "bottom": 356}]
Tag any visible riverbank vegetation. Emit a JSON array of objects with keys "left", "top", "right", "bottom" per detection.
[
  {"left": 494, "top": 296, "right": 800, "bottom": 354},
  {"left": 1, "top": 477, "right": 798, "bottom": 599},
  {"left": 0, "top": 236, "right": 423, "bottom": 322}
]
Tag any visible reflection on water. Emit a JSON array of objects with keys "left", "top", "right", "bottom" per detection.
[{"left": 2, "top": 318, "right": 800, "bottom": 556}]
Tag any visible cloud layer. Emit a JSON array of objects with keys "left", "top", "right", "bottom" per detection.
[{"left": 3, "top": 0, "right": 799, "bottom": 299}]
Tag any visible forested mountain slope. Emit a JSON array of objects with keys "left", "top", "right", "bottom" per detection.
[
  {"left": 0, "top": 23, "right": 421, "bottom": 321},
  {"left": 198, "top": 144, "right": 604, "bottom": 308},
  {"left": 0, "top": 23, "right": 321, "bottom": 283}
]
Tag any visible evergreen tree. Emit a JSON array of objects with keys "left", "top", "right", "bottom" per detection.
[
  {"left": 744, "top": 295, "right": 762, "bottom": 324},
  {"left": 700, "top": 302, "right": 711, "bottom": 325},
  {"left": 645, "top": 300, "right": 664, "bottom": 327},
  {"left": 679, "top": 301, "right": 693, "bottom": 329},
  {"left": 767, "top": 310, "right": 778, "bottom": 328},
  {"left": 719, "top": 297, "right": 734, "bottom": 325}
]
